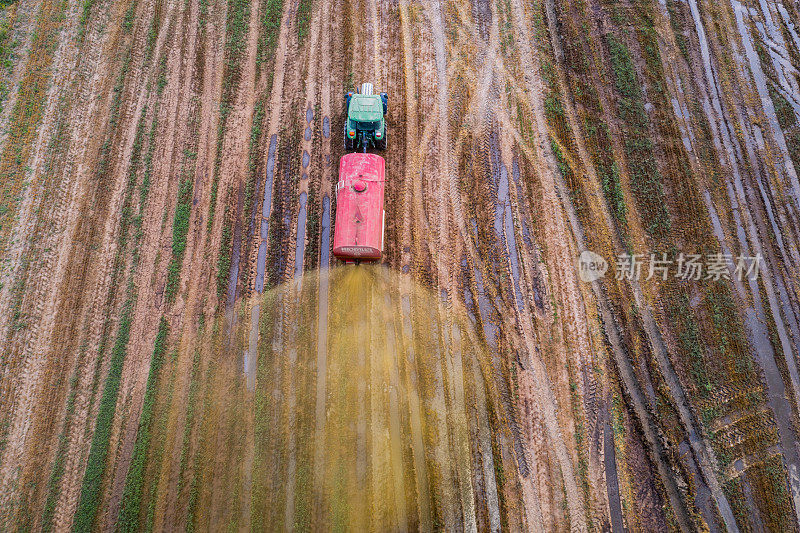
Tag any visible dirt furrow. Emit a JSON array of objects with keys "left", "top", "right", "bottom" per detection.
[
  {"left": 0, "top": 0, "right": 156, "bottom": 526},
  {"left": 48, "top": 5, "right": 158, "bottom": 526},
  {"left": 0, "top": 0, "right": 107, "bottom": 526},
  {"left": 104, "top": 0, "right": 188, "bottom": 522},
  {"left": 5, "top": 0, "right": 800, "bottom": 529},
  {"left": 678, "top": 0, "right": 800, "bottom": 522}
]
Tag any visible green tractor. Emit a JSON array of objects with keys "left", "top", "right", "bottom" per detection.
[{"left": 345, "top": 83, "right": 388, "bottom": 152}]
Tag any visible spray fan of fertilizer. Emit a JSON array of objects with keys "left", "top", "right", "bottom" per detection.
[{"left": 191, "top": 266, "right": 526, "bottom": 530}]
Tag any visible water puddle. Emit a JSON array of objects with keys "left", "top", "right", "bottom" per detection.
[
  {"left": 322, "top": 116, "right": 330, "bottom": 138},
  {"left": 226, "top": 189, "right": 244, "bottom": 310},
  {"left": 704, "top": 188, "right": 800, "bottom": 519},
  {"left": 245, "top": 304, "right": 259, "bottom": 390},
  {"left": 501, "top": 165, "right": 525, "bottom": 312},
  {"left": 679, "top": 439, "right": 717, "bottom": 532},
  {"left": 493, "top": 161, "right": 525, "bottom": 313},
  {"left": 313, "top": 198, "right": 331, "bottom": 497},
  {"left": 733, "top": 0, "right": 800, "bottom": 208},
  {"left": 461, "top": 257, "right": 478, "bottom": 324},
  {"left": 603, "top": 416, "right": 624, "bottom": 533},
  {"left": 741, "top": 474, "right": 767, "bottom": 531},
  {"left": 320, "top": 196, "right": 330, "bottom": 268},
  {"left": 486, "top": 132, "right": 525, "bottom": 314},
  {"left": 778, "top": 4, "right": 800, "bottom": 59},
  {"left": 471, "top": 260, "right": 497, "bottom": 350},
  {"left": 255, "top": 134, "right": 277, "bottom": 294},
  {"left": 294, "top": 192, "right": 307, "bottom": 279}
]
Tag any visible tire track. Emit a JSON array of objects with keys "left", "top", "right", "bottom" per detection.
[
  {"left": 249, "top": 0, "right": 294, "bottom": 295},
  {"left": 106, "top": 0, "right": 191, "bottom": 521},
  {"left": 0, "top": 0, "right": 165, "bottom": 526},
  {"left": 49, "top": 5, "right": 157, "bottom": 526}
]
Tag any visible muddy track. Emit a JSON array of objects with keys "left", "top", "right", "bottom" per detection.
[
  {"left": 0, "top": 0, "right": 159, "bottom": 526},
  {"left": 538, "top": 0, "right": 743, "bottom": 529}
]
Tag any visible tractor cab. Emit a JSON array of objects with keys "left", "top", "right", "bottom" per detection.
[{"left": 345, "top": 83, "right": 388, "bottom": 151}]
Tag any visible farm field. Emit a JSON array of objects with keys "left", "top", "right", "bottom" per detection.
[{"left": 1, "top": 0, "right": 800, "bottom": 530}]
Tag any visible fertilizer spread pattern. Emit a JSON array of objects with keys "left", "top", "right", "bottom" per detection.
[
  {"left": 217, "top": 266, "right": 521, "bottom": 530},
  {"left": 2, "top": 0, "right": 800, "bottom": 530}
]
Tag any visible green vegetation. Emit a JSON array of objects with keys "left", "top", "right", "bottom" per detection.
[
  {"left": 40, "top": 361, "right": 82, "bottom": 532},
  {"left": 599, "top": 160, "right": 627, "bottom": 224},
  {"left": 177, "top": 348, "right": 202, "bottom": 494},
  {"left": 224, "top": 0, "right": 250, "bottom": 67},
  {"left": 73, "top": 282, "right": 136, "bottom": 532},
  {"left": 723, "top": 478, "right": 749, "bottom": 531},
  {"left": 265, "top": 125, "right": 300, "bottom": 288},
  {"left": 207, "top": 0, "right": 251, "bottom": 231},
  {"left": 674, "top": 294, "right": 712, "bottom": 397},
  {"left": 185, "top": 353, "right": 219, "bottom": 532},
  {"left": 296, "top": 0, "right": 312, "bottom": 42},
  {"left": 551, "top": 0, "right": 631, "bottom": 243},
  {"left": 216, "top": 205, "right": 233, "bottom": 300},
  {"left": 123, "top": 0, "right": 137, "bottom": 32},
  {"left": 8, "top": 254, "right": 29, "bottom": 332},
  {"left": 0, "top": 11, "right": 17, "bottom": 112},
  {"left": 72, "top": 72, "right": 142, "bottom": 530},
  {"left": 252, "top": 313, "right": 278, "bottom": 531},
  {"left": 118, "top": 318, "right": 169, "bottom": 532},
  {"left": 568, "top": 371, "right": 594, "bottom": 530},
  {"left": 665, "top": 0, "right": 688, "bottom": 60},
  {"left": 207, "top": 181, "right": 219, "bottom": 232},
  {"left": 770, "top": 86, "right": 797, "bottom": 130},
  {"left": 605, "top": 33, "right": 671, "bottom": 239},
  {"left": 247, "top": 102, "right": 265, "bottom": 190},
  {"left": 41, "top": 96, "right": 149, "bottom": 530},
  {"left": 0, "top": 0, "right": 66, "bottom": 250},
  {"left": 544, "top": 94, "right": 567, "bottom": 124},
  {"left": 142, "top": 349, "right": 177, "bottom": 532},
  {"left": 749, "top": 455, "right": 794, "bottom": 531},
  {"left": 73, "top": 9, "right": 168, "bottom": 523},
  {"left": 165, "top": 178, "right": 193, "bottom": 302},
  {"left": 787, "top": 128, "right": 800, "bottom": 181},
  {"left": 139, "top": 105, "right": 160, "bottom": 219},
  {"left": 76, "top": 0, "right": 97, "bottom": 41},
  {"left": 241, "top": 100, "right": 265, "bottom": 290},
  {"left": 257, "top": 0, "right": 283, "bottom": 71},
  {"left": 607, "top": 35, "right": 638, "bottom": 102}
]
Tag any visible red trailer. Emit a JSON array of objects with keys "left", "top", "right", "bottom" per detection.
[{"left": 333, "top": 153, "right": 385, "bottom": 263}]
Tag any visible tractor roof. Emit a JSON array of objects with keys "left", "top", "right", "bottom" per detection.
[{"left": 348, "top": 94, "right": 384, "bottom": 122}]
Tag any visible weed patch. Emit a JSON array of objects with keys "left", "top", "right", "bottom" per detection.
[
  {"left": 216, "top": 204, "right": 233, "bottom": 300},
  {"left": 0, "top": 0, "right": 66, "bottom": 251},
  {"left": 117, "top": 318, "right": 169, "bottom": 532},
  {"left": 296, "top": 0, "right": 312, "bottom": 43},
  {"left": 73, "top": 283, "right": 136, "bottom": 532},
  {"left": 206, "top": 0, "right": 251, "bottom": 231},
  {"left": 165, "top": 178, "right": 193, "bottom": 303},
  {"left": 605, "top": 33, "right": 671, "bottom": 239}
]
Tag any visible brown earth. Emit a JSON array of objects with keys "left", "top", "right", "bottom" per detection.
[{"left": 1, "top": 0, "right": 800, "bottom": 530}]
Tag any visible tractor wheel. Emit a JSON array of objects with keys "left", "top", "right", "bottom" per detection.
[
  {"left": 376, "top": 130, "right": 387, "bottom": 150},
  {"left": 344, "top": 123, "right": 354, "bottom": 150},
  {"left": 380, "top": 92, "right": 388, "bottom": 114}
]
